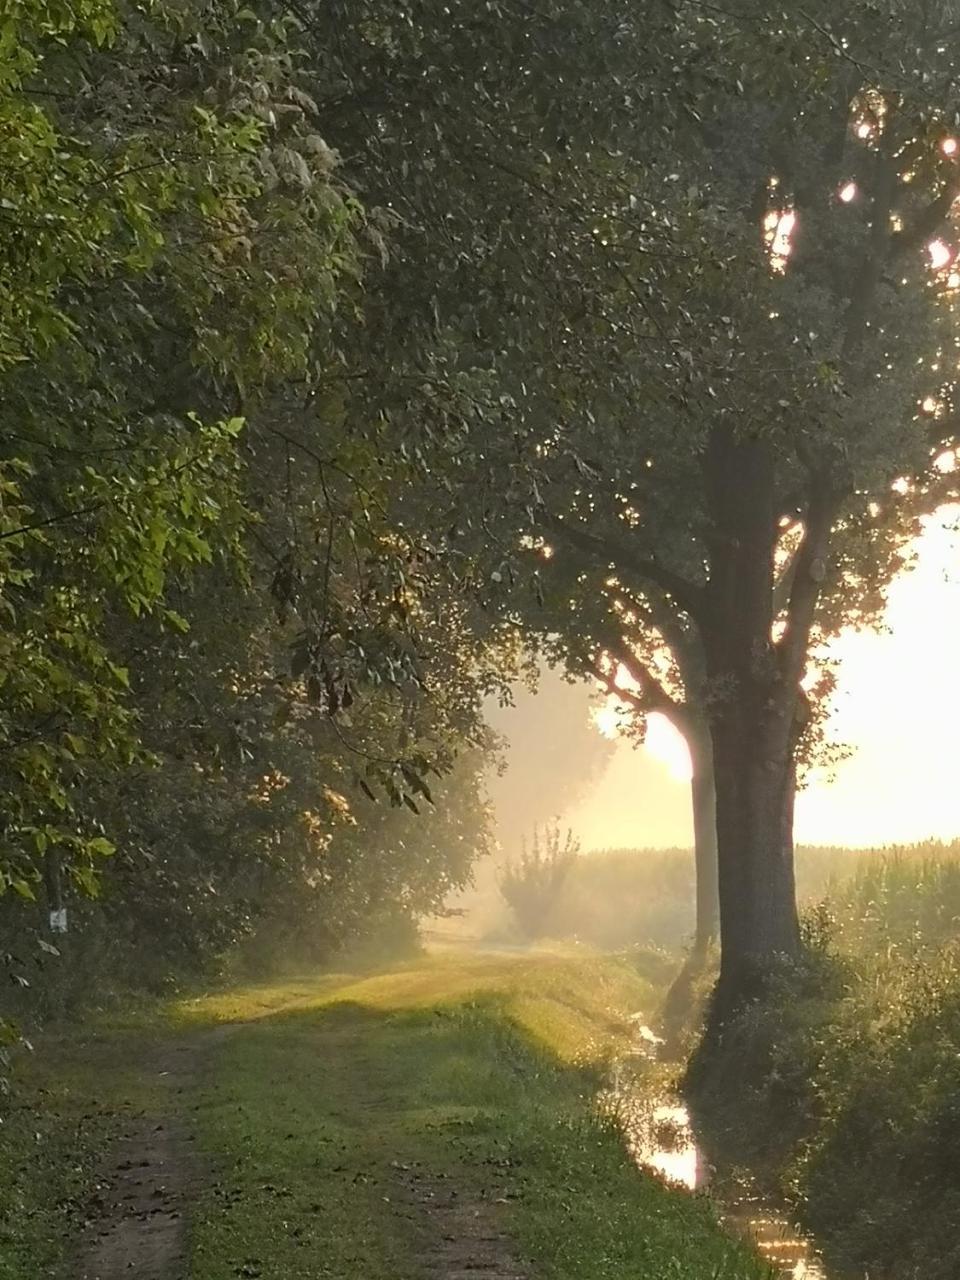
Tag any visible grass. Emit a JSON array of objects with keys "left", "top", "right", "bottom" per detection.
[
  {"left": 174, "top": 949, "right": 650, "bottom": 1062},
  {"left": 1, "top": 949, "right": 768, "bottom": 1279},
  {"left": 0, "top": 1023, "right": 170, "bottom": 1279},
  {"left": 186, "top": 950, "right": 765, "bottom": 1279}
]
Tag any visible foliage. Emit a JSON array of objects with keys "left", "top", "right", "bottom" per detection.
[
  {"left": 499, "top": 823, "right": 580, "bottom": 941},
  {"left": 0, "top": 0, "right": 363, "bottom": 899},
  {"left": 355, "top": 0, "right": 960, "bottom": 983},
  {"left": 0, "top": 0, "right": 528, "bottom": 1040},
  {"left": 687, "top": 843, "right": 960, "bottom": 1280},
  {"left": 544, "top": 848, "right": 700, "bottom": 952}
]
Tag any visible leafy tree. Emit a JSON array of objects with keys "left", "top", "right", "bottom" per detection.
[
  {"left": 297, "top": 1, "right": 960, "bottom": 1011},
  {"left": 0, "top": 0, "right": 364, "bottom": 903},
  {"left": 7, "top": 0, "right": 960, "bottom": 1038},
  {"left": 1, "top": 0, "right": 529, "bottom": 1028},
  {"left": 513, "top": 3, "right": 960, "bottom": 1011}
]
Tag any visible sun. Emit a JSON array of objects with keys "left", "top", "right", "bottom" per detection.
[
  {"left": 592, "top": 700, "right": 622, "bottom": 740},
  {"left": 646, "top": 713, "right": 693, "bottom": 783},
  {"left": 592, "top": 693, "right": 692, "bottom": 783}
]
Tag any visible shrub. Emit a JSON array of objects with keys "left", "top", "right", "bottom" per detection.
[
  {"left": 499, "top": 824, "right": 579, "bottom": 940},
  {"left": 687, "top": 845, "right": 960, "bottom": 1280}
]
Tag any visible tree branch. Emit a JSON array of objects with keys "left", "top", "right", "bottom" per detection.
[
  {"left": 590, "top": 632, "right": 695, "bottom": 741},
  {"left": 773, "top": 539, "right": 803, "bottom": 616},
  {"left": 776, "top": 482, "right": 837, "bottom": 689},
  {"left": 891, "top": 180, "right": 960, "bottom": 259},
  {"left": 842, "top": 131, "right": 900, "bottom": 357},
  {"left": 545, "top": 514, "right": 705, "bottom": 621}
]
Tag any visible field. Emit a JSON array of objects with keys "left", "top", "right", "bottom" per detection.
[{"left": 451, "top": 838, "right": 960, "bottom": 951}]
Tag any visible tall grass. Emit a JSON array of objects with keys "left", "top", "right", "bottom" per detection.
[{"left": 825, "top": 848, "right": 960, "bottom": 951}]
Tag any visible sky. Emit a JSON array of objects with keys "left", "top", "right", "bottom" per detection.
[{"left": 559, "top": 506, "right": 960, "bottom": 850}]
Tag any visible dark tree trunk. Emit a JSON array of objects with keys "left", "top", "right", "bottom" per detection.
[
  {"left": 701, "top": 428, "right": 809, "bottom": 1023},
  {"left": 688, "top": 722, "right": 719, "bottom": 956},
  {"left": 710, "top": 711, "right": 800, "bottom": 1016}
]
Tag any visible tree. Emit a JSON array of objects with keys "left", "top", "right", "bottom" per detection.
[
  {"left": 1, "top": 0, "right": 530, "bottom": 1022},
  {"left": 0, "top": 0, "right": 365, "bottom": 903},
  {"left": 517, "top": 3, "right": 960, "bottom": 1011},
  {"left": 312, "top": 1, "right": 960, "bottom": 1012},
  {"left": 280, "top": 0, "right": 717, "bottom": 925}
]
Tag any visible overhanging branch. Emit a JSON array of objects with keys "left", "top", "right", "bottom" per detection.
[
  {"left": 590, "top": 632, "right": 694, "bottom": 741},
  {"left": 545, "top": 514, "right": 705, "bottom": 622}
]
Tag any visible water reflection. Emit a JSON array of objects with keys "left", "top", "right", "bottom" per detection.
[{"left": 608, "top": 1030, "right": 832, "bottom": 1280}]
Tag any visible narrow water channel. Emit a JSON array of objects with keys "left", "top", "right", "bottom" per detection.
[{"left": 607, "top": 1023, "right": 840, "bottom": 1280}]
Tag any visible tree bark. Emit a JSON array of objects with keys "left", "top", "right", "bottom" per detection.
[
  {"left": 688, "top": 721, "right": 719, "bottom": 956},
  {"left": 701, "top": 427, "right": 804, "bottom": 1022},
  {"left": 710, "top": 710, "right": 800, "bottom": 1017}
]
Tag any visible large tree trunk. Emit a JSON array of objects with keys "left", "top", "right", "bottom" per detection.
[
  {"left": 688, "top": 722, "right": 719, "bottom": 956},
  {"left": 701, "top": 429, "right": 809, "bottom": 1024},
  {"left": 710, "top": 710, "right": 800, "bottom": 1017}
]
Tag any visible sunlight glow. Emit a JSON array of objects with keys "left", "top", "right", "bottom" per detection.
[
  {"left": 591, "top": 658, "right": 691, "bottom": 784},
  {"left": 796, "top": 508, "right": 960, "bottom": 845},
  {"left": 567, "top": 511, "right": 960, "bottom": 852},
  {"left": 769, "top": 210, "right": 796, "bottom": 272},
  {"left": 929, "top": 239, "right": 954, "bottom": 271},
  {"left": 645, "top": 713, "right": 692, "bottom": 782},
  {"left": 592, "top": 701, "right": 622, "bottom": 741}
]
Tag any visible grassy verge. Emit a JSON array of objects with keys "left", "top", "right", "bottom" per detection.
[
  {"left": 0, "top": 1020, "right": 169, "bottom": 1279},
  {"left": 1, "top": 950, "right": 767, "bottom": 1279}
]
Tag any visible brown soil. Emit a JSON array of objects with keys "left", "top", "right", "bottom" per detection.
[
  {"left": 72, "top": 1034, "right": 229, "bottom": 1280},
  {"left": 394, "top": 1163, "right": 530, "bottom": 1280}
]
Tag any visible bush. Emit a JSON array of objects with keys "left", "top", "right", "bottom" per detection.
[{"left": 499, "top": 824, "right": 579, "bottom": 940}]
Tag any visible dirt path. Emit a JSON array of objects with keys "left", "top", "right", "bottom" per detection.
[
  {"left": 73, "top": 1034, "right": 227, "bottom": 1280},
  {"left": 394, "top": 1164, "right": 529, "bottom": 1280},
  {"left": 70, "top": 1017, "right": 531, "bottom": 1280}
]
